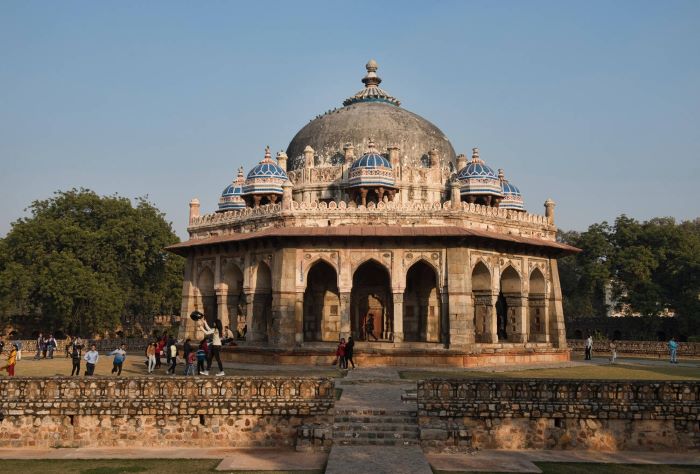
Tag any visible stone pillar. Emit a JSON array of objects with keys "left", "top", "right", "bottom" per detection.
[
  {"left": 304, "top": 145, "right": 315, "bottom": 168},
  {"left": 360, "top": 188, "right": 368, "bottom": 206},
  {"left": 545, "top": 198, "right": 556, "bottom": 225},
  {"left": 392, "top": 293, "right": 404, "bottom": 343},
  {"left": 294, "top": 293, "right": 304, "bottom": 345},
  {"left": 456, "top": 153, "right": 467, "bottom": 171},
  {"left": 343, "top": 143, "right": 355, "bottom": 165},
  {"left": 450, "top": 181, "right": 461, "bottom": 210},
  {"left": 282, "top": 180, "right": 293, "bottom": 210},
  {"left": 276, "top": 151, "right": 288, "bottom": 172},
  {"left": 505, "top": 294, "right": 527, "bottom": 343},
  {"left": 215, "top": 285, "right": 230, "bottom": 331},
  {"left": 178, "top": 255, "right": 199, "bottom": 340},
  {"left": 188, "top": 198, "right": 200, "bottom": 226},
  {"left": 528, "top": 294, "right": 549, "bottom": 343},
  {"left": 339, "top": 292, "right": 351, "bottom": 340},
  {"left": 387, "top": 145, "right": 400, "bottom": 167},
  {"left": 243, "top": 291, "right": 262, "bottom": 342},
  {"left": 473, "top": 292, "right": 497, "bottom": 343},
  {"left": 446, "top": 248, "right": 472, "bottom": 346},
  {"left": 548, "top": 259, "right": 567, "bottom": 348},
  {"left": 429, "top": 148, "right": 439, "bottom": 167}
]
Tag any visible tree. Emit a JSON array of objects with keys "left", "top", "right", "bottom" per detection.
[{"left": 0, "top": 189, "right": 184, "bottom": 336}]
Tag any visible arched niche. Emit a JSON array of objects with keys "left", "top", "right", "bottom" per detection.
[
  {"left": 498, "top": 266, "right": 523, "bottom": 342},
  {"left": 251, "top": 262, "right": 272, "bottom": 343},
  {"left": 303, "top": 261, "right": 340, "bottom": 342},
  {"left": 221, "top": 262, "right": 244, "bottom": 337},
  {"left": 471, "top": 261, "right": 492, "bottom": 342},
  {"left": 403, "top": 260, "right": 441, "bottom": 342},
  {"left": 528, "top": 267, "right": 547, "bottom": 342},
  {"left": 351, "top": 259, "right": 393, "bottom": 341}
]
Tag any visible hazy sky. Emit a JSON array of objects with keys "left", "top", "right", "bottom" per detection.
[{"left": 1, "top": 0, "right": 699, "bottom": 240}]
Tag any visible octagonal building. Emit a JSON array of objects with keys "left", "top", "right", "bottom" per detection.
[{"left": 167, "top": 60, "right": 578, "bottom": 367}]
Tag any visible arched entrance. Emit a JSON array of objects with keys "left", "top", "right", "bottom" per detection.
[
  {"left": 528, "top": 268, "right": 547, "bottom": 342},
  {"left": 303, "top": 261, "right": 340, "bottom": 342},
  {"left": 251, "top": 262, "right": 272, "bottom": 342},
  {"left": 500, "top": 266, "right": 524, "bottom": 343},
  {"left": 403, "top": 261, "right": 441, "bottom": 342},
  {"left": 351, "top": 260, "right": 392, "bottom": 341},
  {"left": 471, "top": 261, "right": 492, "bottom": 342},
  {"left": 198, "top": 267, "right": 217, "bottom": 326},
  {"left": 221, "top": 262, "right": 244, "bottom": 338}
]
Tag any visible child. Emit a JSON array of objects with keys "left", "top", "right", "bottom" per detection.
[
  {"left": 185, "top": 349, "right": 196, "bottom": 376},
  {"left": 1, "top": 344, "right": 18, "bottom": 376},
  {"left": 196, "top": 342, "right": 207, "bottom": 375},
  {"left": 109, "top": 343, "right": 127, "bottom": 376}
]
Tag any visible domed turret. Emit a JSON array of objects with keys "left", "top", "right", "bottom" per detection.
[
  {"left": 347, "top": 140, "right": 397, "bottom": 205},
  {"left": 457, "top": 148, "right": 503, "bottom": 206},
  {"left": 217, "top": 166, "right": 246, "bottom": 212},
  {"left": 243, "top": 146, "right": 289, "bottom": 207},
  {"left": 498, "top": 169, "right": 525, "bottom": 212}
]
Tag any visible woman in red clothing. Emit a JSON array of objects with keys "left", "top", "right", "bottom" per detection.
[{"left": 335, "top": 338, "right": 347, "bottom": 369}]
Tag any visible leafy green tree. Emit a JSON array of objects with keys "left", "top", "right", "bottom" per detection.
[{"left": 0, "top": 189, "right": 184, "bottom": 336}]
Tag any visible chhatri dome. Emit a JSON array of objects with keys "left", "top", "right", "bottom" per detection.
[{"left": 286, "top": 60, "right": 457, "bottom": 171}]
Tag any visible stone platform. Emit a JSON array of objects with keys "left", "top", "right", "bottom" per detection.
[{"left": 219, "top": 342, "right": 571, "bottom": 368}]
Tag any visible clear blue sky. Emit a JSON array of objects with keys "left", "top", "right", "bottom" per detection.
[{"left": 1, "top": 0, "right": 699, "bottom": 239}]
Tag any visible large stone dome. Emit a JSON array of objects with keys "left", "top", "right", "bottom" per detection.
[{"left": 286, "top": 61, "right": 456, "bottom": 171}]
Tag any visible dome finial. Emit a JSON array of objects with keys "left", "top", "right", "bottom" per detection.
[
  {"left": 498, "top": 168, "right": 505, "bottom": 180},
  {"left": 265, "top": 145, "right": 271, "bottom": 159},
  {"left": 363, "top": 59, "right": 381, "bottom": 88},
  {"left": 471, "top": 147, "right": 482, "bottom": 164},
  {"left": 367, "top": 138, "right": 376, "bottom": 152},
  {"left": 343, "top": 60, "right": 400, "bottom": 107}
]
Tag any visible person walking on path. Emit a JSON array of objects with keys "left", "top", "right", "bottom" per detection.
[
  {"left": 109, "top": 343, "right": 127, "bottom": 376},
  {"left": 609, "top": 340, "right": 617, "bottom": 364},
  {"left": 84, "top": 344, "right": 99, "bottom": 375},
  {"left": 34, "top": 333, "right": 43, "bottom": 359},
  {"left": 668, "top": 337, "right": 678, "bottom": 364},
  {"left": 1, "top": 344, "right": 18, "bottom": 376},
  {"left": 345, "top": 336, "right": 356, "bottom": 369},
  {"left": 365, "top": 316, "right": 378, "bottom": 342},
  {"left": 146, "top": 342, "right": 156, "bottom": 374},
  {"left": 585, "top": 335, "right": 593, "bottom": 360},
  {"left": 185, "top": 348, "right": 196, "bottom": 376},
  {"left": 335, "top": 338, "right": 347, "bottom": 369},
  {"left": 13, "top": 339, "right": 22, "bottom": 361},
  {"left": 64, "top": 335, "right": 72, "bottom": 358},
  {"left": 200, "top": 319, "right": 225, "bottom": 376},
  {"left": 70, "top": 341, "right": 83, "bottom": 376},
  {"left": 167, "top": 342, "right": 177, "bottom": 374},
  {"left": 46, "top": 334, "right": 57, "bottom": 359}
]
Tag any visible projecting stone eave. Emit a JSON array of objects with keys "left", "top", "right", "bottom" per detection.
[{"left": 165, "top": 225, "right": 581, "bottom": 257}]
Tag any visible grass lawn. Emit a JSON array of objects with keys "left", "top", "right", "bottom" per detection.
[
  {"left": 400, "top": 361, "right": 700, "bottom": 381},
  {"left": 0, "top": 459, "right": 322, "bottom": 474},
  {"left": 3, "top": 353, "right": 342, "bottom": 378},
  {"left": 432, "top": 463, "right": 700, "bottom": 474}
]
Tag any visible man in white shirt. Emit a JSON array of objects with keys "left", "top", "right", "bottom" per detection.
[
  {"left": 83, "top": 344, "right": 99, "bottom": 375},
  {"left": 585, "top": 335, "right": 593, "bottom": 360}
]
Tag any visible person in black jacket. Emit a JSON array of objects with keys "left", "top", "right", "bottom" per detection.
[{"left": 345, "top": 336, "right": 356, "bottom": 369}]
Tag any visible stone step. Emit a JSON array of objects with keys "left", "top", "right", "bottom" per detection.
[
  {"left": 334, "top": 430, "right": 420, "bottom": 440},
  {"left": 333, "top": 424, "right": 420, "bottom": 433},
  {"left": 333, "top": 438, "right": 421, "bottom": 447},
  {"left": 334, "top": 416, "right": 417, "bottom": 424},
  {"left": 334, "top": 409, "right": 416, "bottom": 416}
]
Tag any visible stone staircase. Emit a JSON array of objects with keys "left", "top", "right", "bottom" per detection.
[{"left": 333, "top": 408, "right": 420, "bottom": 446}]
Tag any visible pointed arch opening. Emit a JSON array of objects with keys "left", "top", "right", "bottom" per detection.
[
  {"left": 498, "top": 266, "right": 523, "bottom": 342},
  {"left": 529, "top": 268, "right": 547, "bottom": 342},
  {"left": 251, "top": 262, "right": 272, "bottom": 343},
  {"left": 197, "top": 267, "right": 217, "bottom": 326},
  {"left": 403, "top": 260, "right": 441, "bottom": 342},
  {"left": 221, "top": 262, "right": 244, "bottom": 338},
  {"left": 303, "top": 260, "right": 340, "bottom": 342},
  {"left": 351, "top": 260, "right": 393, "bottom": 341},
  {"left": 471, "top": 261, "right": 492, "bottom": 343}
]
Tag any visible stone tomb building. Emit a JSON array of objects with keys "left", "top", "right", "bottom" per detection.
[{"left": 168, "top": 60, "right": 578, "bottom": 366}]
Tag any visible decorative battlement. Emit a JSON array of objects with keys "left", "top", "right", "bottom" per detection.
[{"left": 189, "top": 199, "right": 553, "bottom": 237}]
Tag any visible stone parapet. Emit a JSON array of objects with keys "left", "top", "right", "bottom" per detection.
[
  {"left": 567, "top": 339, "right": 700, "bottom": 359},
  {"left": 187, "top": 200, "right": 555, "bottom": 241},
  {"left": 417, "top": 379, "right": 700, "bottom": 451},
  {"left": 0, "top": 377, "right": 335, "bottom": 450},
  {"left": 9, "top": 338, "right": 150, "bottom": 354}
]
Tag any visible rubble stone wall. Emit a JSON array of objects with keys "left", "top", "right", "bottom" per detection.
[
  {"left": 418, "top": 379, "right": 700, "bottom": 452},
  {"left": 0, "top": 377, "right": 335, "bottom": 450},
  {"left": 568, "top": 339, "right": 700, "bottom": 359}
]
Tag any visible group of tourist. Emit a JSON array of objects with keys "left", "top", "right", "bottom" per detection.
[
  {"left": 333, "top": 336, "right": 356, "bottom": 370},
  {"left": 33, "top": 333, "right": 58, "bottom": 359},
  {"left": 583, "top": 334, "right": 681, "bottom": 364}
]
